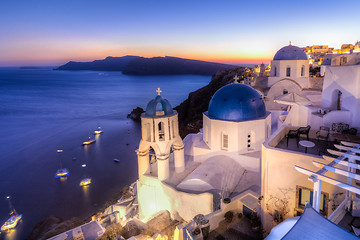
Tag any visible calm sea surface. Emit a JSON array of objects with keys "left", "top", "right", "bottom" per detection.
[{"left": 0, "top": 67, "right": 210, "bottom": 240}]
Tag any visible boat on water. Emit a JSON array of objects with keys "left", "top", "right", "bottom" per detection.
[
  {"left": 55, "top": 168, "right": 70, "bottom": 178},
  {"left": 113, "top": 158, "right": 120, "bottom": 163},
  {"left": 1, "top": 197, "right": 22, "bottom": 231},
  {"left": 80, "top": 164, "right": 91, "bottom": 186},
  {"left": 82, "top": 136, "right": 96, "bottom": 146},
  {"left": 94, "top": 125, "right": 103, "bottom": 135},
  {"left": 80, "top": 178, "right": 92, "bottom": 186},
  {"left": 55, "top": 150, "right": 69, "bottom": 179}
]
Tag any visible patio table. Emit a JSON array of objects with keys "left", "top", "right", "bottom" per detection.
[{"left": 299, "top": 140, "right": 315, "bottom": 153}]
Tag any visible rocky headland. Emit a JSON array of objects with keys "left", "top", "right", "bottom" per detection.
[
  {"left": 128, "top": 67, "right": 247, "bottom": 138},
  {"left": 55, "top": 56, "right": 237, "bottom": 76}
]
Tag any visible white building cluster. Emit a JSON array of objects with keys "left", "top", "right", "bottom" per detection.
[{"left": 69, "top": 44, "right": 360, "bottom": 240}]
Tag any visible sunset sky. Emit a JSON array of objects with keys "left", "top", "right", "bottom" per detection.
[{"left": 0, "top": 0, "right": 359, "bottom": 66}]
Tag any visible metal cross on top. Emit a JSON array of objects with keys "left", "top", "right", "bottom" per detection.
[
  {"left": 156, "top": 87, "right": 162, "bottom": 96},
  {"left": 233, "top": 75, "right": 240, "bottom": 83}
]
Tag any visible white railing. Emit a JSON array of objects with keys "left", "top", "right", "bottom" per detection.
[{"left": 328, "top": 197, "right": 349, "bottom": 224}]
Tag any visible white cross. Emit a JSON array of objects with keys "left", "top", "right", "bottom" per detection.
[
  {"left": 233, "top": 75, "right": 240, "bottom": 83},
  {"left": 156, "top": 87, "right": 162, "bottom": 96}
]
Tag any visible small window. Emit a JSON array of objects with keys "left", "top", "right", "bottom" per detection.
[
  {"left": 301, "top": 65, "right": 305, "bottom": 76},
  {"left": 247, "top": 132, "right": 254, "bottom": 151},
  {"left": 158, "top": 122, "right": 165, "bottom": 141},
  {"left": 340, "top": 56, "right": 347, "bottom": 65},
  {"left": 283, "top": 89, "right": 288, "bottom": 95},
  {"left": 222, "top": 132, "right": 228, "bottom": 150},
  {"left": 298, "top": 187, "right": 327, "bottom": 215},
  {"left": 286, "top": 67, "right": 291, "bottom": 77},
  {"left": 274, "top": 66, "right": 277, "bottom": 77}
]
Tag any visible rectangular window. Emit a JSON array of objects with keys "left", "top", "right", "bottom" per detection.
[
  {"left": 298, "top": 187, "right": 327, "bottom": 215},
  {"left": 222, "top": 132, "right": 228, "bottom": 150},
  {"left": 286, "top": 67, "right": 291, "bottom": 77}
]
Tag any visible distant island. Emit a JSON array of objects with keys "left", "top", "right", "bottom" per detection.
[{"left": 55, "top": 56, "right": 237, "bottom": 76}]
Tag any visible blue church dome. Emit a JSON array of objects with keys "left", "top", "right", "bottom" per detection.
[
  {"left": 273, "top": 45, "right": 308, "bottom": 61},
  {"left": 145, "top": 95, "right": 174, "bottom": 117},
  {"left": 207, "top": 84, "right": 266, "bottom": 122}
]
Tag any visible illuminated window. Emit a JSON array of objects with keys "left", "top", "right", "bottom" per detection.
[
  {"left": 222, "top": 132, "right": 228, "bottom": 150},
  {"left": 297, "top": 186, "right": 327, "bottom": 215},
  {"left": 286, "top": 67, "right": 291, "bottom": 77}
]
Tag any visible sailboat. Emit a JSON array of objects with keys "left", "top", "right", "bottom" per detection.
[
  {"left": 54, "top": 149, "right": 69, "bottom": 178},
  {"left": 82, "top": 131, "right": 96, "bottom": 146},
  {"left": 94, "top": 124, "right": 103, "bottom": 135},
  {"left": 80, "top": 164, "right": 91, "bottom": 186},
  {"left": 1, "top": 196, "right": 22, "bottom": 231}
]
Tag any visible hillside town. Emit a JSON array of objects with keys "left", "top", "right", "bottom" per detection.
[{"left": 38, "top": 43, "right": 360, "bottom": 240}]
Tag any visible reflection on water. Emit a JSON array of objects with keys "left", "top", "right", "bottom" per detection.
[
  {"left": 0, "top": 67, "right": 210, "bottom": 239},
  {"left": 81, "top": 185, "right": 90, "bottom": 202}
]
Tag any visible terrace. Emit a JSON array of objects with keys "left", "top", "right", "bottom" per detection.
[{"left": 294, "top": 140, "right": 360, "bottom": 237}]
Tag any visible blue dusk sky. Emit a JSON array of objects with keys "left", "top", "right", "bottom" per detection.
[{"left": 0, "top": 0, "right": 359, "bottom": 66}]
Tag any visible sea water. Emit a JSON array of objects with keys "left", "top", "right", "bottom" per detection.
[{"left": 0, "top": 67, "right": 210, "bottom": 240}]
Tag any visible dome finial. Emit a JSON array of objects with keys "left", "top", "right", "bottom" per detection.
[
  {"left": 233, "top": 75, "right": 240, "bottom": 84},
  {"left": 289, "top": 41, "right": 292, "bottom": 46},
  {"left": 156, "top": 87, "right": 162, "bottom": 96}
]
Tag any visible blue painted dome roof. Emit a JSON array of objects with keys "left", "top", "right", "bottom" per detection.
[
  {"left": 273, "top": 45, "right": 308, "bottom": 61},
  {"left": 145, "top": 95, "right": 174, "bottom": 117},
  {"left": 208, "top": 84, "right": 266, "bottom": 122}
]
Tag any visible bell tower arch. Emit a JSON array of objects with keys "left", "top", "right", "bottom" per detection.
[{"left": 137, "top": 88, "right": 185, "bottom": 181}]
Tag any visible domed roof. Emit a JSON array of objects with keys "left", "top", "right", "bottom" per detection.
[
  {"left": 273, "top": 45, "right": 308, "bottom": 61},
  {"left": 145, "top": 95, "right": 174, "bottom": 117},
  {"left": 208, "top": 84, "right": 266, "bottom": 122}
]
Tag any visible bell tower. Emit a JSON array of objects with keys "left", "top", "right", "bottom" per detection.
[{"left": 137, "top": 88, "right": 185, "bottom": 181}]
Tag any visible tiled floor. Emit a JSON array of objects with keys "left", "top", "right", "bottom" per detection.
[{"left": 275, "top": 136, "right": 337, "bottom": 156}]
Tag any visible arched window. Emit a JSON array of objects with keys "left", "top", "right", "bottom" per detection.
[
  {"left": 286, "top": 67, "right": 291, "bottom": 77},
  {"left": 340, "top": 56, "right": 347, "bottom": 66},
  {"left": 274, "top": 66, "right": 277, "bottom": 77},
  {"left": 337, "top": 90, "right": 342, "bottom": 110},
  {"left": 331, "top": 89, "right": 343, "bottom": 110},
  {"left": 221, "top": 131, "right": 228, "bottom": 151},
  {"left": 158, "top": 122, "right": 165, "bottom": 141},
  {"left": 172, "top": 120, "right": 176, "bottom": 138},
  {"left": 301, "top": 65, "right": 305, "bottom": 76}
]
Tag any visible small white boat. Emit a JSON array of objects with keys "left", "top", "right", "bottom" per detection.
[
  {"left": 80, "top": 178, "right": 91, "bottom": 186},
  {"left": 55, "top": 150, "right": 69, "bottom": 179},
  {"left": 94, "top": 125, "right": 103, "bottom": 135},
  {"left": 113, "top": 158, "right": 120, "bottom": 163},
  {"left": 1, "top": 197, "right": 22, "bottom": 231}
]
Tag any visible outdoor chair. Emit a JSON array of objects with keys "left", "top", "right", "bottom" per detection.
[
  {"left": 343, "top": 128, "right": 358, "bottom": 135},
  {"left": 316, "top": 126, "right": 330, "bottom": 142},
  {"left": 298, "top": 125, "right": 311, "bottom": 140},
  {"left": 286, "top": 129, "right": 299, "bottom": 147}
]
